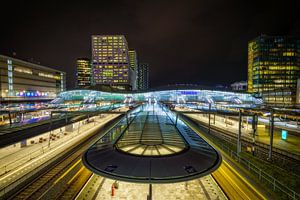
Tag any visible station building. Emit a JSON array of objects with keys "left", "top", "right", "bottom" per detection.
[{"left": 0, "top": 55, "right": 66, "bottom": 103}]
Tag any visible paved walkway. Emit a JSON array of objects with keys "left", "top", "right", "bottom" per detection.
[
  {"left": 95, "top": 176, "right": 227, "bottom": 200},
  {"left": 0, "top": 113, "right": 122, "bottom": 196}
]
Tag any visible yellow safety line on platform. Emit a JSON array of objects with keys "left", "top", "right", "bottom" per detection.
[
  {"left": 182, "top": 117, "right": 267, "bottom": 200},
  {"left": 54, "top": 159, "right": 81, "bottom": 184},
  {"left": 67, "top": 166, "right": 84, "bottom": 185},
  {"left": 216, "top": 165, "right": 250, "bottom": 199}
]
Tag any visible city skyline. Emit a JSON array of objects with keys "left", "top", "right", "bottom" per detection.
[{"left": 0, "top": 0, "right": 299, "bottom": 89}]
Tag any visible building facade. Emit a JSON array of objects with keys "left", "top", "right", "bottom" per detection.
[
  {"left": 91, "top": 35, "right": 135, "bottom": 90},
  {"left": 0, "top": 55, "right": 66, "bottom": 103},
  {"left": 128, "top": 50, "right": 138, "bottom": 90},
  {"left": 76, "top": 58, "right": 91, "bottom": 88},
  {"left": 231, "top": 81, "right": 247, "bottom": 91},
  {"left": 248, "top": 35, "right": 299, "bottom": 93},
  {"left": 296, "top": 79, "right": 300, "bottom": 108},
  {"left": 248, "top": 35, "right": 300, "bottom": 107},
  {"left": 138, "top": 63, "right": 149, "bottom": 90}
]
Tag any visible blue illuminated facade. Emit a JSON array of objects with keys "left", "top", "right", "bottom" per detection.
[{"left": 53, "top": 88, "right": 261, "bottom": 105}]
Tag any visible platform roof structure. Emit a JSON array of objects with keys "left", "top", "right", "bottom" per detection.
[
  {"left": 53, "top": 87, "right": 260, "bottom": 105},
  {"left": 82, "top": 104, "right": 222, "bottom": 183}
]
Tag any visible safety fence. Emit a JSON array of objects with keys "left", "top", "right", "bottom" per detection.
[{"left": 180, "top": 114, "right": 300, "bottom": 200}]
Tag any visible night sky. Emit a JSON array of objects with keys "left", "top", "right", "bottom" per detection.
[{"left": 1, "top": 0, "right": 299, "bottom": 89}]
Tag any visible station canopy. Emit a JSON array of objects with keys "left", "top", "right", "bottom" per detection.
[{"left": 53, "top": 88, "right": 260, "bottom": 105}]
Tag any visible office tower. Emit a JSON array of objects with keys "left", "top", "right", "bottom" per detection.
[
  {"left": 248, "top": 35, "right": 300, "bottom": 107},
  {"left": 76, "top": 58, "right": 91, "bottom": 88},
  {"left": 138, "top": 63, "right": 149, "bottom": 90},
  {"left": 0, "top": 54, "right": 66, "bottom": 103},
  {"left": 128, "top": 50, "right": 138, "bottom": 72},
  {"left": 91, "top": 35, "right": 135, "bottom": 90},
  {"left": 128, "top": 50, "right": 138, "bottom": 90}
]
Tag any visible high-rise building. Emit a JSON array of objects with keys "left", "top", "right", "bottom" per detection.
[
  {"left": 91, "top": 35, "right": 135, "bottom": 90},
  {"left": 138, "top": 63, "right": 149, "bottom": 90},
  {"left": 0, "top": 55, "right": 66, "bottom": 103},
  {"left": 248, "top": 35, "right": 300, "bottom": 107},
  {"left": 76, "top": 58, "right": 91, "bottom": 88},
  {"left": 129, "top": 50, "right": 138, "bottom": 90},
  {"left": 128, "top": 50, "right": 138, "bottom": 72}
]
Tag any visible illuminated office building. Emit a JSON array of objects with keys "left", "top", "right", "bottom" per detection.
[
  {"left": 138, "top": 63, "right": 149, "bottom": 90},
  {"left": 248, "top": 35, "right": 300, "bottom": 107},
  {"left": 0, "top": 55, "right": 66, "bottom": 103},
  {"left": 91, "top": 35, "right": 135, "bottom": 90},
  {"left": 128, "top": 50, "right": 138, "bottom": 90},
  {"left": 76, "top": 58, "right": 91, "bottom": 88},
  {"left": 128, "top": 50, "right": 138, "bottom": 72}
]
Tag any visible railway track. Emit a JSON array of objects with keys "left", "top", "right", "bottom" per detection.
[
  {"left": 5, "top": 114, "right": 124, "bottom": 200},
  {"left": 183, "top": 114, "right": 300, "bottom": 169},
  {"left": 12, "top": 154, "right": 83, "bottom": 200}
]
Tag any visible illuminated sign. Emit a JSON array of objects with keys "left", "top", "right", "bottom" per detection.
[
  {"left": 180, "top": 91, "right": 198, "bottom": 95},
  {"left": 16, "top": 90, "right": 48, "bottom": 97},
  {"left": 281, "top": 130, "right": 287, "bottom": 140}
]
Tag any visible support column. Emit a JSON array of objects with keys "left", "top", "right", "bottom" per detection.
[
  {"left": 252, "top": 114, "right": 257, "bottom": 156},
  {"left": 208, "top": 103, "right": 211, "bottom": 134},
  {"left": 175, "top": 113, "right": 178, "bottom": 126},
  {"left": 213, "top": 114, "right": 216, "bottom": 124},
  {"left": 8, "top": 111, "right": 12, "bottom": 126},
  {"left": 48, "top": 112, "right": 53, "bottom": 148},
  {"left": 147, "top": 184, "right": 152, "bottom": 200},
  {"left": 237, "top": 109, "right": 242, "bottom": 154},
  {"left": 65, "top": 113, "right": 68, "bottom": 124},
  {"left": 268, "top": 110, "right": 274, "bottom": 161},
  {"left": 126, "top": 113, "right": 129, "bottom": 126}
]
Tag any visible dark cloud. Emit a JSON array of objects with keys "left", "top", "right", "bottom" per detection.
[{"left": 0, "top": 0, "right": 299, "bottom": 89}]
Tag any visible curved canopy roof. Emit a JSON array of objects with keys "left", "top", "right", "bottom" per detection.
[
  {"left": 82, "top": 104, "right": 222, "bottom": 183},
  {"left": 54, "top": 88, "right": 260, "bottom": 105}
]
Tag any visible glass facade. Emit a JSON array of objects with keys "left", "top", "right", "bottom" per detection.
[
  {"left": 91, "top": 35, "right": 134, "bottom": 90},
  {"left": 248, "top": 35, "right": 300, "bottom": 94},
  {"left": 248, "top": 35, "right": 300, "bottom": 107},
  {"left": 128, "top": 50, "right": 138, "bottom": 90},
  {"left": 128, "top": 50, "right": 138, "bottom": 72},
  {"left": 116, "top": 104, "right": 186, "bottom": 156},
  {"left": 76, "top": 58, "right": 91, "bottom": 87},
  {"left": 138, "top": 63, "right": 149, "bottom": 90}
]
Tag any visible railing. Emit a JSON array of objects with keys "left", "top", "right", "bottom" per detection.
[
  {"left": 220, "top": 143, "right": 300, "bottom": 200},
  {"left": 190, "top": 115, "right": 300, "bottom": 161},
  {"left": 180, "top": 114, "right": 300, "bottom": 200}
]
